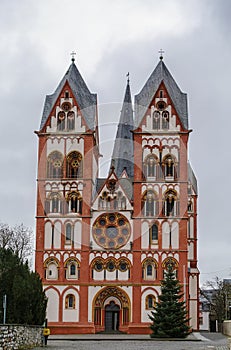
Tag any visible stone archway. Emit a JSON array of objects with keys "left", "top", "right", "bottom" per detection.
[{"left": 93, "top": 287, "right": 130, "bottom": 333}]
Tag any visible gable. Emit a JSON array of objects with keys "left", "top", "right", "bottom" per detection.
[
  {"left": 134, "top": 60, "right": 188, "bottom": 130},
  {"left": 137, "top": 82, "right": 186, "bottom": 132}
]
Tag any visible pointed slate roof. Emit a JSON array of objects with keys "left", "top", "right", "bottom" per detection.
[
  {"left": 40, "top": 60, "right": 97, "bottom": 130},
  {"left": 135, "top": 59, "right": 188, "bottom": 129},
  {"left": 111, "top": 79, "right": 134, "bottom": 178}
]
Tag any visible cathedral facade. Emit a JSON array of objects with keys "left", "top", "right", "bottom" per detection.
[{"left": 35, "top": 55, "right": 199, "bottom": 334}]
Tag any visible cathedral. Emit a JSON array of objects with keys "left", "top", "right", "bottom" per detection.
[{"left": 35, "top": 54, "right": 199, "bottom": 334}]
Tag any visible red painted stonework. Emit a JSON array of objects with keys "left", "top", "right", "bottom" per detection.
[{"left": 35, "top": 60, "right": 199, "bottom": 334}]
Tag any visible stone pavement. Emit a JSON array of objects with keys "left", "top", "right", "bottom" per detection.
[{"left": 33, "top": 332, "right": 230, "bottom": 350}]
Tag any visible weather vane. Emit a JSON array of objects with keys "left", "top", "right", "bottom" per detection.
[
  {"left": 159, "top": 49, "right": 165, "bottom": 60},
  {"left": 70, "top": 51, "right": 76, "bottom": 62}
]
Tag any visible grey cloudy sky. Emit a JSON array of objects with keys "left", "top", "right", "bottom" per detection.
[{"left": 0, "top": 0, "right": 230, "bottom": 285}]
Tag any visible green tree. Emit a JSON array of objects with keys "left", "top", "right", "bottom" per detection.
[
  {"left": 149, "top": 263, "right": 190, "bottom": 338},
  {"left": 0, "top": 247, "right": 47, "bottom": 325}
]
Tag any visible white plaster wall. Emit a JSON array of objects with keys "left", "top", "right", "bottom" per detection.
[
  {"left": 118, "top": 270, "right": 129, "bottom": 280},
  {"left": 54, "top": 221, "right": 61, "bottom": 249},
  {"left": 188, "top": 242, "right": 194, "bottom": 260},
  {"left": 62, "top": 289, "right": 79, "bottom": 322},
  {"left": 44, "top": 221, "right": 52, "bottom": 249},
  {"left": 141, "top": 287, "right": 160, "bottom": 322},
  {"left": 189, "top": 275, "right": 198, "bottom": 299},
  {"left": 189, "top": 300, "right": 198, "bottom": 330},
  {"left": 93, "top": 270, "right": 104, "bottom": 280},
  {"left": 47, "top": 138, "right": 65, "bottom": 154},
  {"left": 46, "top": 288, "right": 59, "bottom": 322},
  {"left": 171, "top": 221, "right": 179, "bottom": 249},
  {"left": 141, "top": 221, "right": 149, "bottom": 250},
  {"left": 73, "top": 221, "right": 81, "bottom": 249},
  {"left": 190, "top": 217, "right": 194, "bottom": 238},
  {"left": 162, "top": 221, "right": 170, "bottom": 249},
  {"left": 66, "top": 137, "right": 84, "bottom": 155},
  {"left": 75, "top": 114, "right": 86, "bottom": 132},
  {"left": 106, "top": 271, "right": 116, "bottom": 281}
]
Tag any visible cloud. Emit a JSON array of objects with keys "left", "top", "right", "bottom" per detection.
[{"left": 0, "top": 0, "right": 230, "bottom": 284}]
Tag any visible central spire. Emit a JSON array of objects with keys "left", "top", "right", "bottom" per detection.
[{"left": 110, "top": 77, "right": 134, "bottom": 178}]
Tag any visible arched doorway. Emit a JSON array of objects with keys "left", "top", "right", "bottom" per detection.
[
  {"left": 93, "top": 286, "right": 130, "bottom": 333},
  {"left": 105, "top": 301, "right": 120, "bottom": 331}
]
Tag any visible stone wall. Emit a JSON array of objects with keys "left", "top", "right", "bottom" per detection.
[
  {"left": 223, "top": 320, "right": 231, "bottom": 337},
  {"left": 0, "top": 325, "right": 43, "bottom": 350}
]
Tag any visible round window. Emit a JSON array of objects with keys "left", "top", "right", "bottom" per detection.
[{"left": 92, "top": 213, "right": 131, "bottom": 249}]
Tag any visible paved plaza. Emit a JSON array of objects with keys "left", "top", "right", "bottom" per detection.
[{"left": 33, "top": 333, "right": 230, "bottom": 350}]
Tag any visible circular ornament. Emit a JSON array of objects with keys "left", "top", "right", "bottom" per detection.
[
  {"left": 92, "top": 212, "right": 131, "bottom": 249},
  {"left": 61, "top": 102, "right": 71, "bottom": 111}
]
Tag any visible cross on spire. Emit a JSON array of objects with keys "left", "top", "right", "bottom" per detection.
[
  {"left": 126, "top": 72, "right": 130, "bottom": 84},
  {"left": 159, "top": 49, "right": 165, "bottom": 60},
  {"left": 70, "top": 51, "right": 76, "bottom": 62}
]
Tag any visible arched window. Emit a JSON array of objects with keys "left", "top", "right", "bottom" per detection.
[
  {"left": 45, "top": 258, "right": 59, "bottom": 280},
  {"left": 66, "top": 191, "right": 82, "bottom": 214},
  {"left": 47, "top": 151, "right": 63, "bottom": 178},
  {"left": 65, "top": 223, "right": 72, "bottom": 243},
  {"left": 65, "top": 259, "right": 79, "bottom": 279},
  {"left": 163, "top": 155, "right": 176, "bottom": 178},
  {"left": 145, "top": 295, "right": 156, "bottom": 309},
  {"left": 150, "top": 224, "right": 158, "bottom": 244},
  {"left": 65, "top": 294, "right": 75, "bottom": 309},
  {"left": 67, "top": 111, "right": 75, "bottom": 130},
  {"left": 153, "top": 111, "right": 160, "bottom": 129},
  {"left": 49, "top": 192, "right": 61, "bottom": 213},
  {"left": 57, "top": 111, "right": 65, "bottom": 131},
  {"left": 164, "top": 190, "right": 178, "bottom": 217},
  {"left": 188, "top": 200, "right": 193, "bottom": 212},
  {"left": 144, "top": 154, "right": 157, "bottom": 178},
  {"left": 142, "top": 190, "right": 157, "bottom": 217},
  {"left": 162, "top": 111, "right": 169, "bottom": 129},
  {"left": 142, "top": 259, "right": 157, "bottom": 280},
  {"left": 66, "top": 151, "right": 83, "bottom": 178},
  {"left": 163, "top": 258, "right": 178, "bottom": 278}
]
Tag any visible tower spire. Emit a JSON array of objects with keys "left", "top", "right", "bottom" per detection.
[{"left": 110, "top": 76, "right": 134, "bottom": 178}]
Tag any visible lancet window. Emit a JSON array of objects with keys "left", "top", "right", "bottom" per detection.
[
  {"left": 150, "top": 223, "right": 158, "bottom": 244},
  {"left": 66, "top": 191, "right": 82, "bottom": 214},
  {"left": 66, "top": 151, "right": 83, "bottom": 178},
  {"left": 65, "top": 258, "right": 79, "bottom": 279},
  {"left": 47, "top": 151, "right": 63, "bottom": 178},
  {"left": 45, "top": 258, "right": 59, "bottom": 280},
  {"left": 57, "top": 111, "right": 65, "bottom": 131},
  {"left": 145, "top": 295, "right": 156, "bottom": 309},
  {"left": 45, "top": 192, "right": 61, "bottom": 214},
  {"left": 163, "top": 155, "right": 177, "bottom": 179},
  {"left": 65, "top": 294, "right": 75, "bottom": 309},
  {"left": 162, "top": 258, "right": 178, "bottom": 278},
  {"left": 163, "top": 189, "right": 179, "bottom": 217},
  {"left": 142, "top": 259, "right": 158, "bottom": 280},
  {"left": 142, "top": 190, "right": 158, "bottom": 217},
  {"left": 143, "top": 154, "right": 158, "bottom": 179},
  {"left": 67, "top": 111, "right": 75, "bottom": 130}
]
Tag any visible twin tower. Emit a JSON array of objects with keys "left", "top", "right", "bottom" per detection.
[{"left": 35, "top": 56, "right": 199, "bottom": 334}]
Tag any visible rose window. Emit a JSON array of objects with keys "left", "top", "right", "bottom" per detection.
[{"left": 93, "top": 213, "right": 131, "bottom": 249}]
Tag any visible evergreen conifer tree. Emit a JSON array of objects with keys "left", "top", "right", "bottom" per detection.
[
  {"left": 149, "top": 262, "right": 190, "bottom": 338},
  {"left": 0, "top": 247, "right": 47, "bottom": 325}
]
